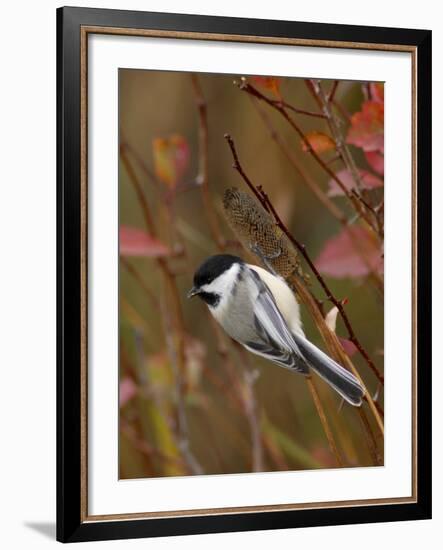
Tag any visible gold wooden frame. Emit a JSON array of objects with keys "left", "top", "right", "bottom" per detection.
[{"left": 79, "top": 26, "right": 418, "bottom": 523}]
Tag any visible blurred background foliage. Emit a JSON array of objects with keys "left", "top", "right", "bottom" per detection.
[{"left": 119, "top": 70, "right": 384, "bottom": 479}]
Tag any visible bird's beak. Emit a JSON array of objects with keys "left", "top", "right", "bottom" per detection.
[{"left": 187, "top": 286, "right": 200, "bottom": 299}]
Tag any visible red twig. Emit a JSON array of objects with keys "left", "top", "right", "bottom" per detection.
[
  {"left": 249, "top": 96, "right": 347, "bottom": 224},
  {"left": 275, "top": 99, "right": 327, "bottom": 119},
  {"left": 327, "top": 80, "right": 340, "bottom": 103},
  {"left": 305, "top": 78, "right": 366, "bottom": 195},
  {"left": 224, "top": 133, "right": 270, "bottom": 212},
  {"left": 306, "top": 79, "right": 384, "bottom": 242},
  {"left": 237, "top": 81, "right": 377, "bottom": 233},
  {"left": 262, "top": 188, "right": 383, "bottom": 384}
]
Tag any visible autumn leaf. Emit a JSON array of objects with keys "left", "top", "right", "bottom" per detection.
[
  {"left": 152, "top": 134, "right": 190, "bottom": 188},
  {"left": 250, "top": 76, "right": 282, "bottom": 97},
  {"left": 119, "top": 225, "right": 170, "bottom": 257},
  {"left": 364, "top": 150, "right": 384, "bottom": 175},
  {"left": 339, "top": 337, "right": 358, "bottom": 357},
  {"left": 316, "top": 225, "right": 383, "bottom": 278},
  {"left": 119, "top": 377, "right": 138, "bottom": 407},
  {"left": 302, "top": 131, "right": 335, "bottom": 154},
  {"left": 369, "top": 82, "right": 384, "bottom": 104},
  {"left": 347, "top": 101, "right": 384, "bottom": 153},
  {"left": 327, "top": 168, "right": 383, "bottom": 197}
]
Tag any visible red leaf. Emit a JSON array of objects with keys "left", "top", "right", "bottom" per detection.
[
  {"left": 316, "top": 226, "right": 383, "bottom": 278},
  {"left": 364, "top": 151, "right": 384, "bottom": 175},
  {"left": 153, "top": 134, "right": 190, "bottom": 188},
  {"left": 347, "top": 101, "right": 384, "bottom": 153},
  {"left": 369, "top": 82, "right": 384, "bottom": 104},
  {"left": 119, "top": 377, "right": 138, "bottom": 407},
  {"left": 250, "top": 76, "right": 282, "bottom": 97},
  {"left": 119, "top": 226, "right": 170, "bottom": 257},
  {"left": 302, "top": 131, "right": 335, "bottom": 154},
  {"left": 339, "top": 337, "right": 358, "bottom": 357},
  {"left": 327, "top": 169, "right": 383, "bottom": 197}
]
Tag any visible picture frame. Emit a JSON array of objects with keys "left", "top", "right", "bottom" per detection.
[{"left": 57, "top": 6, "right": 432, "bottom": 543}]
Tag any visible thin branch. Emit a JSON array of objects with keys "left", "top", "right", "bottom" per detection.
[
  {"left": 373, "top": 398, "right": 385, "bottom": 420},
  {"left": 306, "top": 79, "right": 384, "bottom": 242},
  {"left": 121, "top": 146, "right": 203, "bottom": 475},
  {"left": 249, "top": 95, "right": 384, "bottom": 297},
  {"left": 120, "top": 145, "right": 157, "bottom": 235},
  {"left": 211, "top": 314, "right": 291, "bottom": 472},
  {"left": 249, "top": 95, "right": 347, "bottom": 224},
  {"left": 224, "top": 135, "right": 384, "bottom": 439},
  {"left": 120, "top": 139, "right": 158, "bottom": 188},
  {"left": 237, "top": 82, "right": 351, "bottom": 196},
  {"left": 163, "top": 199, "right": 188, "bottom": 258},
  {"left": 160, "top": 280, "right": 203, "bottom": 475},
  {"left": 190, "top": 74, "right": 226, "bottom": 249},
  {"left": 275, "top": 99, "right": 327, "bottom": 119},
  {"left": 288, "top": 271, "right": 384, "bottom": 437},
  {"left": 331, "top": 99, "right": 351, "bottom": 122},
  {"left": 222, "top": 163, "right": 346, "bottom": 464},
  {"left": 357, "top": 407, "right": 383, "bottom": 466},
  {"left": 236, "top": 80, "right": 378, "bottom": 234},
  {"left": 224, "top": 134, "right": 384, "bottom": 385},
  {"left": 327, "top": 80, "right": 340, "bottom": 103},
  {"left": 354, "top": 190, "right": 384, "bottom": 240},
  {"left": 306, "top": 79, "right": 365, "bottom": 194},
  {"left": 120, "top": 418, "right": 187, "bottom": 470},
  {"left": 233, "top": 345, "right": 265, "bottom": 472},
  {"left": 120, "top": 257, "right": 161, "bottom": 313},
  {"left": 120, "top": 297, "right": 153, "bottom": 347},
  {"left": 362, "top": 82, "right": 371, "bottom": 101},
  {"left": 224, "top": 133, "right": 271, "bottom": 212},
  {"left": 193, "top": 127, "right": 264, "bottom": 472},
  {"left": 263, "top": 196, "right": 384, "bottom": 384},
  {"left": 242, "top": 366, "right": 265, "bottom": 472},
  {"left": 306, "top": 376, "right": 344, "bottom": 466},
  {"left": 326, "top": 152, "right": 342, "bottom": 166}
]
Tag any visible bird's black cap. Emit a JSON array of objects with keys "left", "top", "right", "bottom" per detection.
[{"left": 193, "top": 254, "right": 244, "bottom": 288}]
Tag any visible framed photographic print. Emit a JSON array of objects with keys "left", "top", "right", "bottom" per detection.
[{"left": 57, "top": 6, "right": 432, "bottom": 543}]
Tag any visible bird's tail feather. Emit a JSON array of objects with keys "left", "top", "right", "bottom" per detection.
[{"left": 294, "top": 335, "right": 365, "bottom": 406}]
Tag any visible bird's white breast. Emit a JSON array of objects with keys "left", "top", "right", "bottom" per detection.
[{"left": 248, "top": 264, "right": 304, "bottom": 337}]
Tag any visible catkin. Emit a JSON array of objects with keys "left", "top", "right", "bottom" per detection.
[{"left": 223, "top": 187, "right": 303, "bottom": 279}]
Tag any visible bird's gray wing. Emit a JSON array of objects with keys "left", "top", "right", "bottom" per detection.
[
  {"left": 244, "top": 269, "right": 309, "bottom": 374},
  {"left": 244, "top": 269, "right": 364, "bottom": 405}
]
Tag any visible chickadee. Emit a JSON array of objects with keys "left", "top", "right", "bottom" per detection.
[{"left": 188, "top": 254, "right": 364, "bottom": 406}]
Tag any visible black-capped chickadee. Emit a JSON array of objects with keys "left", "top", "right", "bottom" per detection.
[{"left": 188, "top": 254, "right": 364, "bottom": 406}]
